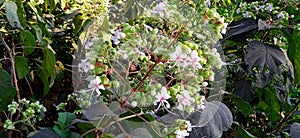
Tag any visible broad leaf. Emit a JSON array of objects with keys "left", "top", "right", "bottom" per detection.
[
  {"left": 233, "top": 122, "right": 256, "bottom": 138},
  {"left": 4, "top": 1, "right": 22, "bottom": 28},
  {"left": 20, "top": 30, "right": 36, "bottom": 55},
  {"left": 29, "top": 129, "right": 59, "bottom": 138},
  {"left": 233, "top": 79, "right": 255, "bottom": 102},
  {"left": 38, "top": 46, "right": 56, "bottom": 96},
  {"left": 83, "top": 102, "right": 109, "bottom": 121},
  {"left": 230, "top": 94, "right": 252, "bottom": 115},
  {"left": 15, "top": 0, "right": 27, "bottom": 29},
  {"left": 116, "top": 128, "right": 152, "bottom": 138},
  {"left": 57, "top": 112, "right": 76, "bottom": 130},
  {"left": 290, "top": 122, "right": 300, "bottom": 138},
  {"left": 223, "top": 18, "right": 257, "bottom": 41},
  {"left": 256, "top": 87, "right": 281, "bottom": 123},
  {"left": 245, "top": 40, "right": 292, "bottom": 86},
  {"left": 0, "top": 69, "right": 16, "bottom": 112},
  {"left": 14, "top": 56, "right": 30, "bottom": 79},
  {"left": 188, "top": 101, "right": 233, "bottom": 138},
  {"left": 285, "top": 29, "right": 300, "bottom": 84}
]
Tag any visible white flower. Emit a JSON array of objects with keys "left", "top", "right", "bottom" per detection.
[
  {"left": 196, "top": 96, "right": 206, "bottom": 110},
  {"left": 259, "top": 5, "right": 265, "bottom": 11},
  {"left": 266, "top": 4, "right": 273, "bottom": 12},
  {"left": 236, "top": 8, "right": 240, "bottom": 13},
  {"left": 150, "top": 2, "right": 167, "bottom": 17},
  {"left": 188, "top": 50, "right": 202, "bottom": 69},
  {"left": 219, "top": 17, "right": 228, "bottom": 34},
  {"left": 88, "top": 76, "right": 105, "bottom": 97},
  {"left": 202, "top": 82, "right": 208, "bottom": 87},
  {"left": 169, "top": 46, "right": 189, "bottom": 67},
  {"left": 243, "top": 12, "right": 251, "bottom": 18},
  {"left": 185, "top": 120, "right": 192, "bottom": 132},
  {"left": 176, "top": 90, "right": 195, "bottom": 110},
  {"left": 154, "top": 86, "right": 171, "bottom": 111},
  {"left": 205, "top": 0, "right": 211, "bottom": 7},
  {"left": 277, "top": 12, "right": 285, "bottom": 19},
  {"left": 144, "top": 24, "right": 153, "bottom": 31},
  {"left": 111, "top": 29, "right": 126, "bottom": 45},
  {"left": 84, "top": 41, "right": 93, "bottom": 50},
  {"left": 118, "top": 50, "right": 128, "bottom": 59},
  {"left": 174, "top": 130, "right": 189, "bottom": 138},
  {"left": 78, "top": 59, "right": 94, "bottom": 73}
]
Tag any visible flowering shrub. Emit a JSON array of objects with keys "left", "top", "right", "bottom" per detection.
[
  {"left": 4, "top": 99, "right": 46, "bottom": 131},
  {"left": 73, "top": 0, "right": 228, "bottom": 137}
]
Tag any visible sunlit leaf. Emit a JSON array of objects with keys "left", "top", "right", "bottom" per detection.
[
  {"left": 38, "top": 46, "right": 56, "bottom": 96},
  {"left": 4, "top": 1, "right": 23, "bottom": 28},
  {"left": 15, "top": 0, "right": 27, "bottom": 29}
]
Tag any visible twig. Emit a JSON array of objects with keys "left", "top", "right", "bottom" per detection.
[
  {"left": 0, "top": 34, "right": 20, "bottom": 102},
  {"left": 272, "top": 98, "right": 300, "bottom": 133},
  {"left": 24, "top": 77, "right": 33, "bottom": 95}
]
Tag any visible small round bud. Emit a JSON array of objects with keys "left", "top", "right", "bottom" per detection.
[
  {"left": 202, "top": 82, "right": 208, "bottom": 87},
  {"left": 131, "top": 101, "right": 138, "bottom": 108}
]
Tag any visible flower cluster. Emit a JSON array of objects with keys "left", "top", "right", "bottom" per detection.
[
  {"left": 174, "top": 120, "right": 193, "bottom": 138},
  {"left": 74, "top": 1, "right": 226, "bottom": 137},
  {"left": 4, "top": 99, "right": 47, "bottom": 130}
]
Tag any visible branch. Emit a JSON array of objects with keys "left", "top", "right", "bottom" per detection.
[{"left": 0, "top": 34, "right": 20, "bottom": 102}]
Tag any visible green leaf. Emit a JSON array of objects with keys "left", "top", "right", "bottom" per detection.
[
  {"left": 15, "top": 0, "right": 27, "bottom": 29},
  {"left": 233, "top": 122, "right": 257, "bottom": 138},
  {"left": 32, "top": 25, "right": 43, "bottom": 44},
  {"left": 14, "top": 56, "right": 30, "bottom": 79},
  {"left": 4, "top": 1, "right": 23, "bottom": 28},
  {"left": 265, "top": 89, "right": 281, "bottom": 123},
  {"left": 57, "top": 112, "right": 76, "bottom": 130},
  {"left": 69, "top": 132, "right": 81, "bottom": 138},
  {"left": 0, "top": 69, "right": 16, "bottom": 112},
  {"left": 230, "top": 94, "right": 252, "bottom": 115},
  {"left": 60, "top": 0, "right": 66, "bottom": 10},
  {"left": 82, "top": 19, "right": 94, "bottom": 31},
  {"left": 256, "top": 87, "right": 281, "bottom": 123},
  {"left": 49, "top": 0, "right": 59, "bottom": 12},
  {"left": 53, "top": 125, "right": 66, "bottom": 138},
  {"left": 20, "top": 30, "right": 36, "bottom": 55},
  {"left": 38, "top": 46, "right": 56, "bottom": 96},
  {"left": 285, "top": 29, "right": 300, "bottom": 84}
]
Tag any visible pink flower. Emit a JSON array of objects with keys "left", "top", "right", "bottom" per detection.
[
  {"left": 88, "top": 76, "right": 105, "bottom": 97},
  {"left": 111, "top": 29, "right": 126, "bottom": 45},
  {"left": 78, "top": 59, "right": 94, "bottom": 73},
  {"left": 174, "top": 130, "right": 189, "bottom": 138},
  {"left": 150, "top": 2, "right": 167, "bottom": 17},
  {"left": 154, "top": 86, "right": 171, "bottom": 111},
  {"left": 169, "top": 46, "right": 189, "bottom": 67},
  {"left": 188, "top": 50, "right": 202, "bottom": 69},
  {"left": 176, "top": 90, "right": 195, "bottom": 110}
]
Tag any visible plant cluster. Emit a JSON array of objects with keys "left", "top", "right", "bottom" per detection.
[{"left": 0, "top": 0, "right": 300, "bottom": 138}]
